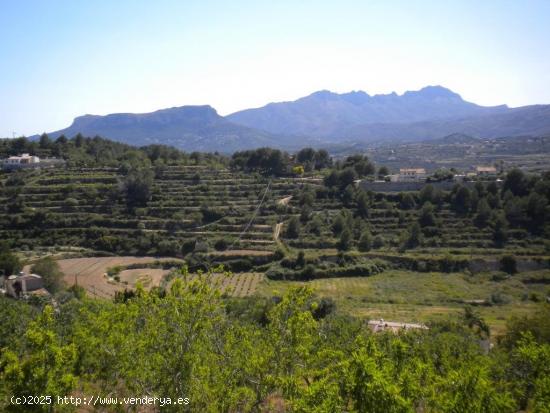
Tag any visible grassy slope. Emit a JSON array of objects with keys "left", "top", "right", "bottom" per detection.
[{"left": 258, "top": 269, "right": 550, "bottom": 336}]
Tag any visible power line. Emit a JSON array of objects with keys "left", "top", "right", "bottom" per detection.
[{"left": 230, "top": 179, "right": 271, "bottom": 249}]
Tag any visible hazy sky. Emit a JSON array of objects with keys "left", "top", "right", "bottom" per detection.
[{"left": 1, "top": 0, "right": 550, "bottom": 137}]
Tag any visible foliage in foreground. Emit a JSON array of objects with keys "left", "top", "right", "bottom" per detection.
[{"left": 1, "top": 270, "right": 550, "bottom": 412}]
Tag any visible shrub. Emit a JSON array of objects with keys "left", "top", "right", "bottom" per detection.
[
  {"left": 373, "top": 236, "right": 385, "bottom": 249},
  {"left": 214, "top": 239, "right": 229, "bottom": 251},
  {"left": 358, "top": 230, "right": 372, "bottom": 252},
  {"left": 500, "top": 255, "right": 517, "bottom": 275},
  {"left": 31, "top": 256, "right": 64, "bottom": 293},
  {"left": 285, "top": 217, "right": 300, "bottom": 239},
  {"left": 338, "top": 228, "right": 353, "bottom": 251}
]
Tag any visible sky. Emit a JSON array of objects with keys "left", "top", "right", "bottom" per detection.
[{"left": 1, "top": 0, "right": 550, "bottom": 137}]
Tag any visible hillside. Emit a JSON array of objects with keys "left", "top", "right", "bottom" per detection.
[{"left": 42, "top": 105, "right": 292, "bottom": 153}]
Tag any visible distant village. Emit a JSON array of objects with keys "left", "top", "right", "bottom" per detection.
[{"left": 360, "top": 164, "right": 500, "bottom": 192}]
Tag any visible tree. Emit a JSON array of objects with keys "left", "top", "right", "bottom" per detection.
[
  {"left": 39, "top": 133, "right": 51, "bottom": 149},
  {"left": 56, "top": 134, "right": 68, "bottom": 145},
  {"left": 300, "top": 205, "right": 311, "bottom": 223},
  {"left": 403, "top": 222, "right": 422, "bottom": 249},
  {"left": 357, "top": 191, "right": 370, "bottom": 218},
  {"left": 474, "top": 198, "right": 492, "bottom": 228},
  {"left": 338, "top": 227, "right": 353, "bottom": 251},
  {"left": 1, "top": 306, "right": 77, "bottom": 410},
  {"left": 419, "top": 184, "right": 435, "bottom": 204},
  {"left": 503, "top": 168, "right": 527, "bottom": 197},
  {"left": 345, "top": 342, "right": 413, "bottom": 413},
  {"left": 373, "top": 236, "right": 385, "bottom": 249},
  {"left": 285, "top": 217, "right": 300, "bottom": 239},
  {"left": 123, "top": 167, "right": 153, "bottom": 208},
  {"left": 74, "top": 133, "right": 84, "bottom": 148},
  {"left": 342, "top": 185, "right": 355, "bottom": 207},
  {"left": 506, "top": 334, "right": 550, "bottom": 410},
  {"left": 418, "top": 202, "right": 436, "bottom": 227},
  {"left": 378, "top": 166, "right": 389, "bottom": 178},
  {"left": 344, "top": 154, "right": 375, "bottom": 177},
  {"left": 309, "top": 214, "right": 323, "bottom": 236},
  {"left": 295, "top": 250, "right": 306, "bottom": 268},
  {"left": 31, "top": 257, "right": 65, "bottom": 293},
  {"left": 492, "top": 214, "right": 508, "bottom": 247},
  {"left": 324, "top": 170, "right": 339, "bottom": 187},
  {"left": 63, "top": 197, "right": 79, "bottom": 212},
  {"left": 399, "top": 193, "right": 416, "bottom": 210},
  {"left": 358, "top": 230, "right": 372, "bottom": 252},
  {"left": 332, "top": 214, "right": 345, "bottom": 236},
  {"left": 487, "top": 180, "right": 499, "bottom": 196},
  {"left": 452, "top": 186, "right": 471, "bottom": 213},
  {"left": 504, "top": 196, "right": 525, "bottom": 227},
  {"left": 296, "top": 148, "right": 316, "bottom": 170},
  {"left": 0, "top": 246, "right": 22, "bottom": 276},
  {"left": 339, "top": 168, "right": 357, "bottom": 189},
  {"left": 526, "top": 192, "right": 548, "bottom": 228},
  {"left": 313, "top": 149, "right": 331, "bottom": 170},
  {"left": 500, "top": 255, "right": 517, "bottom": 275},
  {"left": 292, "top": 165, "right": 305, "bottom": 175},
  {"left": 214, "top": 238, "right": 229, "bottom": 251}
]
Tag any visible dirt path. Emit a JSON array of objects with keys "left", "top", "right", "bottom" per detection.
[
  {"left": 273, "top": 222, "right": 283, "bottom": 241},
  {"left": 277, "top": 195, "right": 292, "bottom": 206}
]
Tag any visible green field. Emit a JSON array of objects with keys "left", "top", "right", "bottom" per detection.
[{"left": 258, "top": 269, "right": 550, "bottom": 335}]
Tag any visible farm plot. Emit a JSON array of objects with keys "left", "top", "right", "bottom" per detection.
[
  {"left": 57, "top": 256, "right": 181, "bottom": 298},
  {"left": 173, "top": 272, "right": 264, "bottom": 297}
]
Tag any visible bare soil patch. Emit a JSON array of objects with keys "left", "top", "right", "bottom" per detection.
[{"left": 57, "top": 256, "right": 180, "bottom": 298}]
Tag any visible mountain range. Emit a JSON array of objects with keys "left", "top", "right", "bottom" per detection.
[
  {"left": 38, "top": 86, "right": 550, "bottom": 152},
  {"left": 41, "top": 106, "right": 295, "bottom": 153}
]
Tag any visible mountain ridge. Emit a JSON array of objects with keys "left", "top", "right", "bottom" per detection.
[
  {"left": 41, "top": 105, "right": 299, "bottom": 153},
  {"left": 226, "top": 85, "right": 510, "bottom": 137},
  {"left": 34, "top": 86, "right": 550, "bottom": 152}
]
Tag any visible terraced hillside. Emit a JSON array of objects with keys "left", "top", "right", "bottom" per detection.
[
  {"left": 0, "top": 164, "right": 311, "bottom": 258},
  {"left": 276, "top": 184, "right": 549, "bottom": 258},
  {"left": 2, "top": 163, "right": 548, "bottom": 268},
  {"left": 2, "top": 145, "right": 550, "bottom": 332}
]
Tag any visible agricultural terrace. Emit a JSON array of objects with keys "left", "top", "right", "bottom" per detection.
[{"left": 1, "top": 145, "right": 549, "bottom": 332}]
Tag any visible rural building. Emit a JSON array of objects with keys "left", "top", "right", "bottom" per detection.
[
  {"left": 3, "top": 272, "right": 47, "bottom": 298},
  {"left": 475, "top": 166, "right": 497, "bottom": 177},
  {"left": 2, "top": 153, "right": 40, "bottom": 170},
  {"left": 390, "top": 168, "right": 427, "bottom": 182},
  {"left": 367, "top": 318, "right": 428, "bottom": 333}
]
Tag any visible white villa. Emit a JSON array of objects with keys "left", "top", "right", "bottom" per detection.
[
  {"left": 475, "top": 166, "right": 497, "bottom": 177},
  {"left": 389, "top": 168, "right": 427, "bottom": 182},
  {"left": 2, "top": 153, "right": 40, "bottom": 169}
]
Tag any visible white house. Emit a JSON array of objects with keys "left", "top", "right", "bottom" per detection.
[
  {"left": 475, "top": 166, "right": 497, "bottom": 177},
  {"left": 390, "top": 168, "right": 427, "bottom": 182},
  {"left": 2, "top": 153, "right": 40, "bottom": 169}
]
